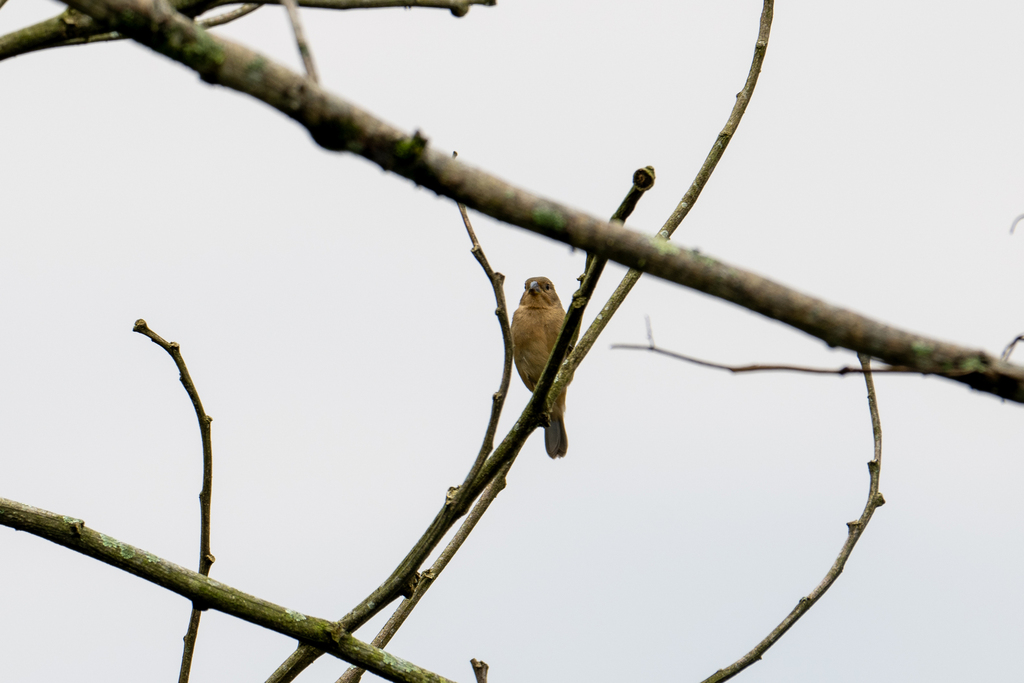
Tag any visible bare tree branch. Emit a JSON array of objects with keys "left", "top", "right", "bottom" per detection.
[
  {"left": 279, "top": 0, "right": 318, "bottom": 82},
  {"left": 612, "top": 340, "right": 953, "bottom": 377},
  {"left": 132, "top": 319, "right": 216, "bottom": 683},
  {"left": 567, "top": 165, "right": 656, "bottom": 350},
  {"left": 453, "top": 196, "right": 515, "bottom": 494},
  {"left": 700, "top": 354, "right": 886, "bottom": 683},
  {"left": 335, "top": 463, "right": 511, "bottom": 683},
  {"left": 0, "top": 0, "right": 492, "bottom": 61},
  {"left": 27, "top": 0, "right": 1024, "bottom": 407},
  {"left": 0, "top": 498, "right": 459, "bottom": 683},
  {"left": 8, "top": 4, "right": 256, "bottom": 53}
]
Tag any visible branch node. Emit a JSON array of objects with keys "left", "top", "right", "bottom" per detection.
[
  {"left": 445, "top": 486, "right": 459, "bottom": 506},
  {"left": 470, "top": 658, "right": 489, "bottom": 683},
  {"left": 63, "top": 517, "right": 85, "bottom": 537},
  {"left": 328, "top": 621, "right": 347, "bottom": 644},
  {"left": 874, "top": 493, "right": 886, "bottom": 507},
  {"left": 400, "top": 572, "right": 421, "bottom": 599},
  {"left": 846, "top": 520, "right": 862, "bottom": 531}
]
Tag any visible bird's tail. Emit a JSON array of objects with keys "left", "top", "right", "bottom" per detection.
[{"left": 545, "top": 417, "right": 568, "bottom": 459}]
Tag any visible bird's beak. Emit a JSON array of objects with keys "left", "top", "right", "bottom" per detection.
[{"left": 529, "top": 280, "right": 540, "bottom": 292}]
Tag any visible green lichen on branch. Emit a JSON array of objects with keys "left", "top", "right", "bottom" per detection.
[
  {"left": 958, "top": 356, "right": 987, "bottom": 373},
  {"left": 649, "top": 234, "right": 680, "bottom": 256},
  {"left": 532, "top": 205, "right": 567, "bottom": 232},
  {"left": 911, "top": 341, "right": 935, "bottom": 358},
  {"left": 394, "top": 130, "right": 428, "bottom": 162}
]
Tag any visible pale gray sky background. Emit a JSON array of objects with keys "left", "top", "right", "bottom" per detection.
[{"left": 2, "top": 1, "right": 1023, "bottom": 681}]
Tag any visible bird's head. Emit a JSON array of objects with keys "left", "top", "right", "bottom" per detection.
[{"left": 519, "top": 276, "right": 562, "bottom": 308}]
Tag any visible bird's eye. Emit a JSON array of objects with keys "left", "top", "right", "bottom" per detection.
[{"left": 545, "top": 284, "right": 551, "bottom": 290}]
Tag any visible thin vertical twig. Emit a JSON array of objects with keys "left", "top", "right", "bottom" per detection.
[
  {"left": 699, "top": 353, "right": 885, "bottom": 683},
  {"left": 452, "top": 195, "right": 515, "bottom": 495},
  {"left": 280, "top": 0, "right": 318, "bottom": 82},
  {"left": 132, "top": 319, "right": 215, "bottom": 683}
]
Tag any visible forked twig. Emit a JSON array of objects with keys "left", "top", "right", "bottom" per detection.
[
  {"left": 132, "top": 319, "right": 215, "bottom": 683},
  {"left": 335, "top": 463, "right": 511, "bottom": 683},
  {"left": 699, "top": 353, "right": 885, "bottom": 683}
]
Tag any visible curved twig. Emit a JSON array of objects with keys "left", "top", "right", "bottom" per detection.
[
  {"left": 700, "top": 354, "right": 885, "bottom": 683},
  {"left": 132, "top": 319, "right": 215, "bottom": 683},
  {"left": 557, "top": 0, "right": 774, "bottom": 391},
  {"left": 0, "top": 498, "right": 456, "bottom": 683},
  {"left": 1010, "top": 213, "right": 1024, "bottom": 234},
  {"left": 453, "top": 198, "right": 515, "bottom": 494}
]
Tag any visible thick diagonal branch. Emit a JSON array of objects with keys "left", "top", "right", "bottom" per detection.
[
  {"left": 51, "top": 0, "right": 1024, "bottom": 404},
  {"left": 0, "top": 498, "right": 457, "bottom": 683}
]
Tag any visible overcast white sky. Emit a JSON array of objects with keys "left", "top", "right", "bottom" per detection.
[{"left": 2, "top": 1, "right": 1023, "bottom": 681}]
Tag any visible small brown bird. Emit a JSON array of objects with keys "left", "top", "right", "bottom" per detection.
[{"left": 511, "top": 276, "right": 569, "bottom": 458}]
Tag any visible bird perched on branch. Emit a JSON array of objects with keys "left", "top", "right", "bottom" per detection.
[{"left": 511, "top": 276, "right": 569, "bottom": 458}]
